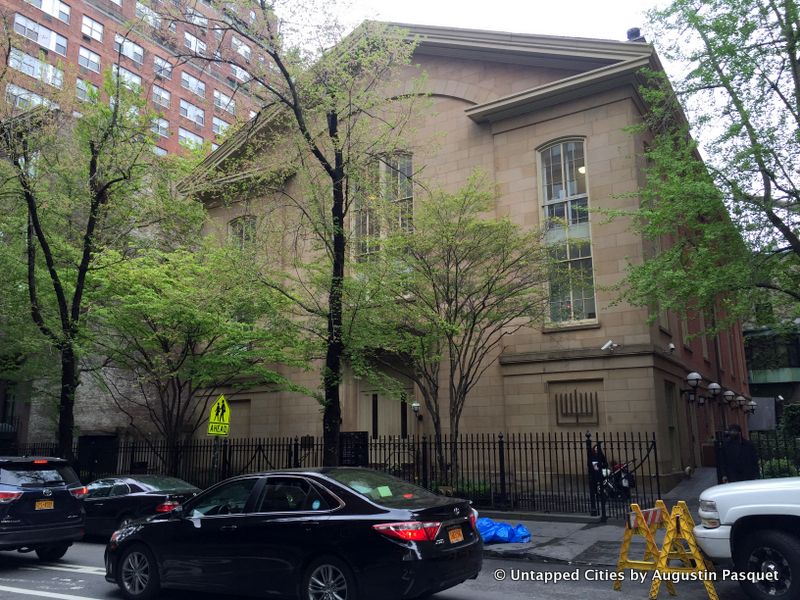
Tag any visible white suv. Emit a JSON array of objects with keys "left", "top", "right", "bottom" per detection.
[{"left": 695, "top": 477, "right": 800, "bottom": 600}]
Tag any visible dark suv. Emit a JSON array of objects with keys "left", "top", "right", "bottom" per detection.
[{"left": 0, "top": 456, "right": 87, "bottom": 560}]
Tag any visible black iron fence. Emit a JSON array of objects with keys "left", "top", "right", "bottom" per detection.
[
  {"left": 750, "top": 430, "right": 800, "bottom": 478},
  {"left": 6, "top": 431, "right": 659, "bottom": 520}
]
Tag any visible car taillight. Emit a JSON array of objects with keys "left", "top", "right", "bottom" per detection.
[
  {"left": 69, "top": 486, "right": 88, "bottom": 499},
  {"left": 373, "top": 521, "right": 441, "bottom": 542},
  {"left": 469, "top": 508, "right": 478, "bottom": 531},
  {"left": 33, "top": 459, "right": 48, "bottom": 465},
  {"left": 0, "top": 491, "right": 23, "bottom": 504},
  {"left": 155, "top": 500, "right": 180, "bottom": 513}
]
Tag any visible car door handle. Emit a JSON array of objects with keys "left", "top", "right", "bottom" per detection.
[
  {"left": 220, "top": 525, "right": 238, "bottom": 532},
  {"left": 93, "top": 503, "right": 104, "bottom": 507}
]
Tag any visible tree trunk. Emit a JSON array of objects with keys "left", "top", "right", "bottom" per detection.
[
  {"left": 322, "top": 127, "right": 345, "bottom": 467},
  {"left": 449, "top": 414, "right": 460, "bottom": 490},
  {"left": 58, "top": 344, "right": 78, "bottom": 461}
]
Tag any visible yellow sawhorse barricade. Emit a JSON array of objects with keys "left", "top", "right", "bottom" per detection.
[{"left": 614, "top": 500, "right": 718, "bottom": 600}]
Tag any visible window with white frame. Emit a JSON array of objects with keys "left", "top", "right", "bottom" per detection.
[
  {"left": 354, "top": 155, "right": 413, "bottom": 260},
  {"left": 248, "top": 110, "right": 257, "bottom": 120},
  {"left": 135, "top": 1, "right": 161, "bottom": 27},
  {"left": 231, "top": 36, "right": 251, "bottom": 60},
  {"left": 76, "top": 78, "right": 97, "bottom": 102},
  {"left": 178, "top": 127, "right": 203, "bottom": 148},
  {"left": 213, "top": 89, "right": 234, "bottom": 114},
  {"left": 9, "top": 48, "right": 63, "bottom": 89},
  {"left": 109, "top": 0, "right": 121, "bottom": 5},
  {"left": 212, "top": 116, "right": 229, "bottom": 135},
  {"left": 184, "top": 31, "right": 206, "bottom": 56},
  {"left": 151, "top": 117, "right": 169, "bottom": 137},
  {"left": 151, "top": 84, "right": 170, "bottom": 108},
  {"left": 14, "top": 14, "right": 68, "bottom": 55},
  {"left": 81, "top": 16, "right": 103, "bottom": 41},
  {"left": 24, "top": 0, "right": 70, "bottom": 23},
  {"left": 186, "top": 7, "right": 207, "bottom": 27},
  {"left": 154, "top": 56, "right": 172, "bottom": 79},
  {"left": 113, "top": 64, "right": 141, "bottom": 89},
  {"left": 6, "top": 83, "right": 50, "bottom": 109},
  {"left": 114, "top": 34, "right": 144, "bottom": 63},
  {"left": 540, "top": 139, "right": 596, "bottom": 322},
  {"left": 180, "top": 99, "right": 204, "bottom": 126},
  {"left": 211, "top": 142, "right": 219, "bottom": 151},
  {"left": 231, "top": 64, "right": 250, "bottom": 82},
  {"left": 78, "top": 46, "right": 101, "bottom": 72},
  {"left": 228, "top": 215, "right": 256, "bottom": 249},
  {"left": 153, "top": 146, "right": 168, "bottom": 156},
  {"left": 180, "top": 71, "right": 205, "bottom": 98}
]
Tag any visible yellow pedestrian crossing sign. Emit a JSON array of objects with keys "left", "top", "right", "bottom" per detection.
[{"left": 207, "top": 395, "right": 231, "bottom": 436}]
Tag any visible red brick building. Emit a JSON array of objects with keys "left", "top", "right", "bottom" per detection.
[{"left": 1, "top": 0, "right": 259, "bottom": 153}]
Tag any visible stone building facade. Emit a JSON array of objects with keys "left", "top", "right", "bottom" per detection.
[{"left": 199, "top": 23, "right": 751, "bottom": 479}]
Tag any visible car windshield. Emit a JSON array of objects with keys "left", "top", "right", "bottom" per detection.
[
  {"left": 133, "top": 476, "right": 195, "bottom": 491},
  {"left": 0, "top": 463, "right": 79, "bottom": 486},
  {"left": 325, "top": 469, "right": 440, "bottom": 507}
]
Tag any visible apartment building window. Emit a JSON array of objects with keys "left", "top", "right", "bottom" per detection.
[
  {"left": 212, "top": 116, "right": 230, "bottom": 135},
  {"left": 231, "top": 64, "right": 250, "bottom": 82},
  {"left": 114, "top": 34, "right": 144, "bottom": 64},
  {"left": 152, "top": 84, "right": 170, "bottom": 108},
  {"left": 213, "top": 89, "right": 235, "bottom": 114},
  {"left": 178, "top": 127, "right": 203, "bottom": 148},
  {"left": 186, "top": 7, "right": 207, "bottom": 27},
  {"left": 354, "top": 155, "right": 413, "bottom": 260},
  {"left": 153, "top": 146, "right": 167, "bottom": 156},
  {"left": 154, "top": 56, "right": 172, "bottom": 79},
  {"left": 113, "top": 64, "right": 141, "bottom": 89},
  {"left": 76, "top": 78, "right": 97, "bottom": 102},
  {"left": 14, "top": 14, "right": 68, "bottom": 55},
  {"left": 151, "top": 117, "right": 169, "bottom": 137},
  {"left": 78, "top": 47, "right": 101, "bottom": 73},
  {"left": 9, "top": 48, "right": 64, "bottom": 89},
  {"left": 6, "top": 83, "right": 49, "bottom": 109},
  {"left": 180, "top": 72, "right": 205, "bottom": 98},
  {"left": 24, "top": 0, "right": 70, "bottom": 23},
  {"left": 184, "top": 32, "right": 206, "bottom": 56},
  {"left": 249, "top": 110, "right": 257, "bottom": 120},
  {"left": 136, "top": 1, "right": 161, "bottom": 27},
  {"left": 211, "top": 142, "right": 219, "bottom": 150},
  {"left": 81, "top": 16, "right": 103, "bottom": 41},
  {"left": 540, "top": 139, "right": 596, "bottom": 323},
  {"left": 180, "top": 99, "right": 204, "bottom": 126},
  {"left": 109, "top": 0, "right": 121, "bottom": 5},
  {"left": 231, "top": 36, "right": 251, "bottom": 60}
]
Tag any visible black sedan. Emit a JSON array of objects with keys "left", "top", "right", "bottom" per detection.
[
  {"left": 105, "top": 468, "right": 482, "bottom": 600},
  {"left": 84, "top": 475, "right": 199, "bottom": 537}
]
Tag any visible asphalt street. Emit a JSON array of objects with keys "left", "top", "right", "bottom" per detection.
[{"left": 0, "top": 540, "right": 748, "bottom": 600}]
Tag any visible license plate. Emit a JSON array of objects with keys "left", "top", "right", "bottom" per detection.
[
  {"left": 35, "top": 499, "right": 54, "bottom": 510},
  {"left": 448, "top": 527, "right": 464, "bottom": 544}
]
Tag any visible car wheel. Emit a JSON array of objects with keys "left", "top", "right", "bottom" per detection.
[
  {"left": 735, "top": 529, "right": 800, "bottom": 600},
  {"left": 302, "top": 556, "right": 357, "bottom": 600},
  {"left": 117, "top": 544, "right": 160, "bottom": 600},
  {"left": 35, "top": 544, "right": 69, "bottom": 561}
]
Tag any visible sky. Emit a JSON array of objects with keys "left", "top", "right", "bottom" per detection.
[{"left": 333, "top": 0, "right": 662, "bottom": 44}]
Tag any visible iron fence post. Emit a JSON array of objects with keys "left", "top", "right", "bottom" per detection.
[
  {"left": 653, "top": 432, "right": 661, "bottom": 498},
  {"left": 585, "top": 431, "right": 598, "bottom": 517},
  {"left": 422, "top": 436, "right": 429, "bottom": 489},
  {"left": 293, "top": 436, "right": 300, "bottom": 468},
  {"left": 498, "top": 432, "right": 507, "bottom": 508}
]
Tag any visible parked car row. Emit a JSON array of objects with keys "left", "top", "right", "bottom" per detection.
[{"left": 1, "top": 456, "right": 483, "bottom": 600}]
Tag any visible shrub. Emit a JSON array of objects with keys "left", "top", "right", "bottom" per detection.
[
  {"left": 751, "top": 431, "right": 800, "bottom": 463},
  {"left": 761, "top": 458, "right": 799, "bottom": 479},
  {"left": 781, "top": 404, "right": 800, "bottom": 437}
]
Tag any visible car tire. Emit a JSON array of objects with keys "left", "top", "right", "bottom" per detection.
[
  {"left": 302, "top": 555, "right": 358, "bottom": 600},
  {"left": 117, "top": 544, "right": 160, "bottom": 600},
  {"left": 35, "top": 544, "right": 69, "bottom": 562},
  {"left": 735, "top": 529, "right": 800, "bottom": 600}
]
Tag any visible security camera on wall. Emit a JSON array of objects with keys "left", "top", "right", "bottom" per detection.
[
  {"left": 601, "top": 340, "right": 615, "bottom": 351},
  {"left": 668, "top": 342, "right": 676, "bottom": 353}
]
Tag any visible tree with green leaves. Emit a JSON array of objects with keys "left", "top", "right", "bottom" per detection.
[
  {"left": 617, "top": 0, "right": 800, "bottom": 330},
  {"left": 354, "top": 176, "right": 552, "bottom": 481},
  {"left": 163, "top": 0, "right": 424, "bottom": 464},
  {"left": 0, "top": 73, "right": 200, "bottom": 458},
  {"left": 87, "top": 244, "right": 308, "bottom": 472}
]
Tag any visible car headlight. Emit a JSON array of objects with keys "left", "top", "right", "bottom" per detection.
[{"left": 699, "top": 499, "right": 717, "bottom": 512}]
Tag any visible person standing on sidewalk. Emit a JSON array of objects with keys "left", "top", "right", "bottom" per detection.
[{"left": 719, "top": 424, "right": 760, "bottom": 482}]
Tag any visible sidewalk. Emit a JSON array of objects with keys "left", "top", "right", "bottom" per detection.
[{"left": 480, "top": 467, "right": 717, "bottom": 566}]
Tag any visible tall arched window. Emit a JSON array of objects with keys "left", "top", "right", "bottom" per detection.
[{"left": 540, "top": 139, "right": 596, "bottom": 322}]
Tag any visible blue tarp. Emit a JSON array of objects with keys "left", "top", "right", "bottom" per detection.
[{"left": 476, "top": 517, "right": 531, "bottom": 544}]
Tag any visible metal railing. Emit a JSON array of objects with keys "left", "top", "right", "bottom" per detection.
[{"left": 7, "top": 430, "right": 659, "bottom": 519}]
